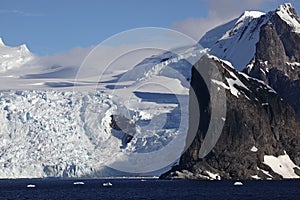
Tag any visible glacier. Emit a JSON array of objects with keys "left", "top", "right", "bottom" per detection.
[
  {"left": 0, "top": 89, "right": 185, "bottom": 177},
  {"left": 0, "top": 36, "right": 207, "bottom": 178}
]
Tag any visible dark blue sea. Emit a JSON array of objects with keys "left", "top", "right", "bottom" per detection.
[{"left": 0, "top": 179, "right": 299, "bottom": 200}]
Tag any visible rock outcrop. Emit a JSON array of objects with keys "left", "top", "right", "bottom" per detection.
[
  {"left": 160, "top": 56, "right": 300, "bottom": 180},
  {"left": 110, "top": 115, "right": 135, "bottom": 148},
  {"left": 199, "top": 3, "right": 300, "bottom": 120},
  {"left": 243, "top": 3, "right": 300, "bottom": 120}
]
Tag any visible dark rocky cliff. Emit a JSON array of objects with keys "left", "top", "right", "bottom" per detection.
[
  {"left": 160, "top": 56, "right": 300, "bottom": 180},
  {"left": 244, "top": 3, "right": 300, "bottom": 120}
]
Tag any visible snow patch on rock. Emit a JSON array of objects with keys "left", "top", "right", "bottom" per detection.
[
  {"left": 263, "top": 151, "right": 300, "bottom": 179},
  {"left": 276, "top": 3, "right": 300, "bottom": 33},
  {"left": 250, "top": 146, "right": 258, "bottom": 152}
]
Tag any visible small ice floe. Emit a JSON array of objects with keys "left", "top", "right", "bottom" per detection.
[
  {"left": 251, "top": 175, "right": 261, "bottom": 180},
  {"left": 205, "top": 171, "right": 221, "bottom": 180},
  {"left": 103, "top": 182, "right": 112, "bottom": 187},
  {"left": 73, "top": 181, "right": 85, "bottom": 185},
  {"left": 233, "top": 181, "right": 243, "bottom": 186},
  {"left": 26, "top": 184, "right": 36, "bottom": 188}
]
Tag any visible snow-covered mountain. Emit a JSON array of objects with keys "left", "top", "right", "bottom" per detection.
[
  {"left": 161, "top": 3, "right": 300, "bottom": 180},
  {"left": 200, "top": 3, "right": 300, "bottom": 71},
  {"left": 200, "top": 3, "right": 300, "bottom": 120},
  {"left": 200, "top": 11, "right": 266, "bottom": 70},
  {"left": 161, "top": 55, "right": 300, "bottom": 180},
  {"left": 0, "top": 38, "right": 35, "bottom": 72},
  {"left": 0, "top": 3, "right": 300, "bottom": 180}
]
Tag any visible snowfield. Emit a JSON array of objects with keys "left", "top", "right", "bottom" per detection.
[{"left": 0, "top": 38, "right": 206, "bottom": 178}]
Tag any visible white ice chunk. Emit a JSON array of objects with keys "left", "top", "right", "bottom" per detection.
[
  {"left": 251, "top": 175, "right": 261, "bottom": 180},
  {"left": 205, "top": 171, "right": 221, "bottom": 180}
]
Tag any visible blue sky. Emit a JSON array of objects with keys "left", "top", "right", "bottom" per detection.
[{"left": 1, "top": 0, "right": 299, "bottom": 55}]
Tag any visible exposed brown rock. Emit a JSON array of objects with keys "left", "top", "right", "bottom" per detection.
[{"left": 161, "top": 56, "right": 300, "bottom": 180}]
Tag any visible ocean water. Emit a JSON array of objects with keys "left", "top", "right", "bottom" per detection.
[{"left": 0, "top": 179, "right": 299, "bottom": 200}]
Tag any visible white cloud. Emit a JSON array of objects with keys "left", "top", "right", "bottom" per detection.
[
  {"left": 32, "top": 44, "right": 178, "bottom": 82},
  {"left": 171, "top": 16, "right": 229, "bottom": 42},
  {"left": 38, "top": 46, "right": 93, "bottom": 68},
  {"left": 34, "top": 27, "right": 198, "bottom": 81},
  {"left": 0, "top": 9, "right": 42, "bottom": 17}
]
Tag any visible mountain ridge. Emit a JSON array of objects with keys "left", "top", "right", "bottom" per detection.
[
  {"left": 199, "top": 3, "right": 300, "bottom": 71},
  {"left": 200, "top": 3, "right": 300, "bottom": 119},
  {"left": 161, "top": 3, "right": 300, "bottom": 180}
]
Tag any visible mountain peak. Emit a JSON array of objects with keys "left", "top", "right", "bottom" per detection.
[
  {"left": 277, "top": 3, "right": 295, "bottom": 14},
  {"left": 199, "top": 3, "right": 300, "bottom": 70},
  {"left": 0, "top": 37, "right": 34, "bottom": 72},
  {"left": 199, "top": 9, "right": 268, "bottom": 70},
  {"left": 275, "top": 3, "right": 300, "bottom": 32},
  {"left": 0, "top": 38, "right": 5, "bottom": 46},
  {"left": 19, "top": 44, "right": 30, "bottom": 52},
  {"left": 239, "top": 10, "right": 265, "bottom": 20}
]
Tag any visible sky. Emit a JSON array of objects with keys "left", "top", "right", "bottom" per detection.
[{"left": 0, "top": 0, "right": 300, "bottom": 56}]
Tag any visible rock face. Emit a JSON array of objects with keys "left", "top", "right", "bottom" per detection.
[
  {"left": 110, "top": 115, "right": 135, "bottom": 148},
  {"left": 160, "top": 4, "right": 300, "bottom": 180},
  {"left": 242, "top": 4, "right": 300, "bottom": 120},
  {"left": 200, "top": 3, "right": 300, "bottom": 120},
  {"left": 160, "top": 56, "right": 300, "bottom": 180}
]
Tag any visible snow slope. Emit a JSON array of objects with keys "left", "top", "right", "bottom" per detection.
[{"left": 199, "top": 11, "right": 267, "bottom": 70}]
